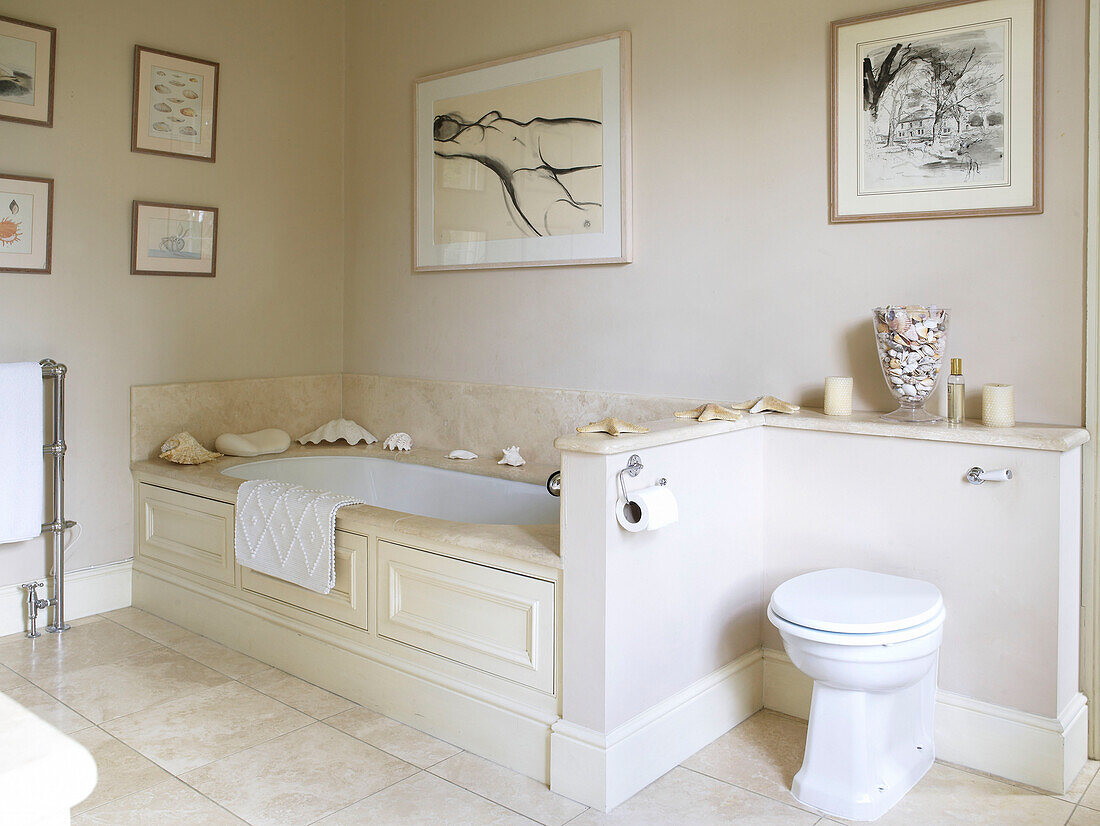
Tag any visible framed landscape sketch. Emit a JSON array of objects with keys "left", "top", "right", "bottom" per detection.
[
  {"left": 830, "top": 0, "right": 1042, "bottom": 222},
  {"left": 0, "top": 174, "right": 52, "bottom": 274},
  {"left": 132, "top": 46, "right": 219, "bottom": 162},
  {"left": 131, "top": 200, "right": 218, "bottom": 277},
  {"left": 414, "top": 32, "right": 631, "bottom": 271},
  {"left": 0, "top": 15, "right": 56, "bottom": 127}
]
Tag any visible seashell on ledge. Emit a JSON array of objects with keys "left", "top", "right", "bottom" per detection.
[
  {"left": 448, "top": 449, "right": 478, "bottom": 460},
  {"left": 298, "top": 419, "right": 377, "bottom": 446},
  {"left": 159, "top": 432, "right": 221, "bottom": 465},
  {"left": 498, "top": 446, "right": 525, "bottom": 466},
  {"left": 215, "top": 428, "right": 290, "bottom": 457},
  {"left": 383, "top": 432, "right": 413, "bottom": 452}
]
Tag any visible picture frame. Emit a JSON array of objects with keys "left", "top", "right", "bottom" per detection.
[
  {"left": 131, "top": 200, "right": 218, "bottom": 277},
  {"left": 0, "top": 15, "right": 56, "bottom": 128},
  {"left": 132, "top": 45, "right": 219, "bottom": 162},
  {"left": 414, "top": 31, "right": 631, "bottom": 271},
  {"left": 829, "top": 0, "right": 1043, "bottom": 222},
  {"left": 0, "top": 174, "right": 52, "bottom": 274}
]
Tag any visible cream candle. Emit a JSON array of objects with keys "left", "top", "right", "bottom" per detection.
[
  {"left": 824, "top": 376, "right": 854, "bottom": 416},
  {"left": 982, "top": 384, "right": 1015, "bottom": 428}
]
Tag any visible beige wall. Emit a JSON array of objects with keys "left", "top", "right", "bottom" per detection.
[
  {"left": 0, "top": 0, "right": 346, "bottom": 583},
  {"left": 342, "top": 0, "right": 1088, "bottom": 426}
]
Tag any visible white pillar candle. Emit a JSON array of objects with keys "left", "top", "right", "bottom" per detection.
[
  {"left": 824, "top": 376, "right": 854, "bottom": 416},
  {"left": 982, "top": 383, "right": 1015, "bottom": 428}
]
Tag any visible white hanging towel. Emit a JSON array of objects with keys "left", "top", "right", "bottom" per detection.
[
  {"left": 0, "top": 363, "right": 44, "bottom": 545},
  {"left": 234, "top": 479, "right": 364, "bottom": 594}
]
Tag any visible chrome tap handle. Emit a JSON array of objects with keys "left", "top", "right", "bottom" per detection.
[{"left": 966, "top": 467, "right": 1013, "bottom": 485}]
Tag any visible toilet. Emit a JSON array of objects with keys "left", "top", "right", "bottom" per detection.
[{"left": 767, "top": 567, "right": 945, "bottom": 822}]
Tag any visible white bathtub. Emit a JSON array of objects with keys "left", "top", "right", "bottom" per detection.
[{"left": 222, "top": 455, "right": 560, "bottom": 526}]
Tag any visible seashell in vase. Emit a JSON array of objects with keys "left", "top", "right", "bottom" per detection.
[
  {"left": 383, "top": 432, "right": 413, "bottom": 452},
  {"left": 297, "top": 418, "right": 378, "bottom": 446},
  {"left": 498, "top": 446, "right": 525, "bottom": 467},
  {"left": 448, "top": 449, "right": 478, "bottom": 460},
  {"left": 159, "top": 432, "right": 222, "bottom": 465}
]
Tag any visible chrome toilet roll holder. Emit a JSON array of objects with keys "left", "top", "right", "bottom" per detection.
[{"left": 618, "top": 454, "right": 667, "bottom": 503}]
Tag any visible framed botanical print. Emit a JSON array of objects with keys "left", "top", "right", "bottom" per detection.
[
  {"left": 0, "top": 174, "right": 52, "bottom": 274},
  {"left": 0, "top": 15, "right": 56, "bottom": 127},
  {"left": 414, "top": 32, "right": 632, "bottom": 271},
  {"left": 131, "top": 200, "right": 218, "bottom": 277},
  {"left": 830, "top": 0, "right": 1043, "bottom": 222},
  {"left": 132, "top": 46, "right": 219, "bottom": 162}
]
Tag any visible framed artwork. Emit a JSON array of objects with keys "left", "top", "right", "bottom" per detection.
[
  {"left": 0, "top": 174, "right": 52, "bottom": 274},
  {"left": 132, "top": 45, "right": 219, "bottom": 162},
  {"left": 131, "top": 200, "right": 218, "bottom": 277},
  {"left": 830, "top": 0, "right": 1043, "bottom": 222},
  {"left": 414, "top": 31, "right": 631, "bottom": 271},
  {"left": 0, "top": 15, "right": 56, "bottom": 127}
]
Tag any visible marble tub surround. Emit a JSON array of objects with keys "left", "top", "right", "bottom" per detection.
[
  {"left": 131, "top": 442, "right": 560, "bottom": 567},
  {"left": 131, "top": 374, "right": 342, "bottom": 462}
]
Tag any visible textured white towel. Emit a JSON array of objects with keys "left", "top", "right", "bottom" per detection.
[
  {"left": 235, "top": 479, "right": 364, "bottom": 594},
  {"left": 0, "top": 363, "right": 44, "bottom": 544}
]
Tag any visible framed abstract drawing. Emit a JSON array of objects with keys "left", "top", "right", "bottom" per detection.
[
  {"left": 132, "top": 45, "right": 219, "bottom": 162},
  {"left": 830, "top": 0, "right": 1043, "bottom": 222},
  {"left": 131, "top": 200, "right": 218, "bottom": 277},
  {"left": 0, "top": 174, "right": 52, "bottom": 274},
  {"left": 0, "top": 15, "right": 56, "bottom": 127},
  {"left": 414, "top": 32, "right": 632, "bottom": 271}
]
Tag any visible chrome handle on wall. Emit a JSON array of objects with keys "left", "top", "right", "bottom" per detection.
[
  {"left": 966, "top": 467, "right": 1013, "bottom": 485},
  {"left": 547, "top": 471, "right": 562, "bottom": 497}
]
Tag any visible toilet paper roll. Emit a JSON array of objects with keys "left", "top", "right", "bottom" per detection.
[{"left": 616, "top": 485, "right": 679, "bottom": 532}]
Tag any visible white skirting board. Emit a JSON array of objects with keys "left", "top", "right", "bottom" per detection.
[
  {"left": 0, "top": 560, "right": 132, "bottom": 636},
  {"left": 762, "top": 648, "right": 1088, "bottom": 794},
  {"left": 550, "top": 649, "right": 764, "bottom": 811}
]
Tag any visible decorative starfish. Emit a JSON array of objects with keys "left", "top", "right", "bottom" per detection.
[
  {"left": 674, "top": 403, "right": 743, "bottom": 422},
  {"left": 730, "top": 395, "right": 800, "bottom": 414},
  {"left": 576, "top": 417, "right": 650, "bottom": 437}
]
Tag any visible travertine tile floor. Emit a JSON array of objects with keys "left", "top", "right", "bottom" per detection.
[{"left": 0, "top": 608, "right": 1097, "bottom": 825}]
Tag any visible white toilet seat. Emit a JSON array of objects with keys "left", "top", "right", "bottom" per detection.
[{"left": 768, "top": 603, "right": 946, "bottom": 646}]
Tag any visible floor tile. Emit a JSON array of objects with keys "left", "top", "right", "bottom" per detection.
[
  {"left": 73, "top": 777, "right": 247, "bottom": 825},
  {"left": 842, "top": 762, "right": 1075, "bottom": 825},
  {"left": 327, "top": 706, "right": 461, "bottom": 768},
  {"left": 241, "top": 667, "right": 355, "bottom": 719},
  {"left": 1080, "top": 766, "right": 1100, "bottom": 811},
  {"left": 34, "top": 645, "right": 230, "bottom": 723},
  {"left": 681, "top": 710, "right": 812, "bottom": 812},
  {"left": 103, "top": 681, "right": 312, "bottom": 774},
  {"left": 4, "top": 680, "right": 92, "bottom": 733},
  {"left": 571, "top": 766, "right": 817, "bottom": 825},
  {"left": 1062, "top": 761, "right": 1100, "bottom": 804},
  {"left": 69, "top": 727, "right": 172, "bottom": 814},
  {"left": 316, "top": 770, "right": 539, "bottom": 824},
  {"left": 430, "top": 751, "right": 587, "bottom": 826},
  {"left": 168, "top": 632, "right": 269, "bottom": 679},
  {"left": 103, "top": 607, "right": 192, "bottom": 645},
  {"left": 0, "top": 619, "right": 159, "bottom": 681},
  {"left": 181, "top": 721, "right": 417, "bottom": 826},
  {"left": 0, "top": 662, "right": 29, "bottom": 691},
  {"left": 1070, "top": 806, "right": 1100, "bottom": 825}
]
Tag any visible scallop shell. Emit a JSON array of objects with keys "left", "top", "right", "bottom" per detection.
[
  {"left": 383, "top": 432, "right": 413, "bottom": 452},
  {"left": 154, "top": 84, "right": 171, "bottom": 94},
  {"left": 498, "top": 446, "right": 525, "bottom": 466},
  {"left": 180, "top": 107, "right": 196, "bottom": 117},
  {"left": 178, "top": 126, "right": 198, "bottom": 136},
  {"left": 448, "top": 449, "right": 478, "bottom": 460},
  {"left": 153, "top": 102, "right": 172, "bottom": 112},
  {"left": 151, "top": 122, "right": 171, "bottom": 132},
  {"left": 159, "top": 432, "right": 222, "bottom": 465},
  {"left": 884, "top": 308, "right": 912, "bottom": 334},
  {"left": 297, "top": 418, "right": 377, "bottom": 446},
  {"left": 183, "top": 89, "right": 199, "bottom": 99}
]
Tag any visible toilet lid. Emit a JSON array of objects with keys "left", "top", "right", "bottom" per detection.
[{"left": 769, "top": 568, "right": 943, "bottom": 634}]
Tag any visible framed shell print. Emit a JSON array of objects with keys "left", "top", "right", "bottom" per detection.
[
  {"left": 132, "top": 45, "right": 219, "bottom": 162},
  {"left": 131, "top": 200, "right": 218, "bottom": 277},
  {"left": 414, "top": 32, "right": 632, "bottom": 271},
  {"left": 0, "top": 15, "right": 56, "bottom": 127},
  {"left": 830, "top": 0, "right": 1043, "bottom": 222},
  {"left": 0, "top": 174, "right": 52, "bottom": 274}
]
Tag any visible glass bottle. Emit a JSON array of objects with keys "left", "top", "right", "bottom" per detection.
[{"left": 947, "top": 358, "right": 965, "bottom": 424}]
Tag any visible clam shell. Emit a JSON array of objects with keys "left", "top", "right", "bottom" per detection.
[
  {"left": 885, "top": 308, "right": 912, "bottom": 334},
  {"left": 383, "top": 432, "right": 413, "bottom": 452},
  {"left": 153, "top": 102, "right": 172, "bottom": 112},
  {"left": 180, "top": 107, "right": 196, "bottom": 117},
  {"left": 151, "top": 122, "right": 171, "bottom": 132},
  {"left": 178, "top": 126, "right": 198, "bottom": 136},
  {"left": 448, "top": 449, "right": 478, "bottom": 460},
  {"left": 154, "top": 84, "right": 171, "bottom": 94},
  {"left": 170, "top": 80, "right": 185, "bottom": 86},
  {"left": 169, "top": 97, "right": 186, "bottom": 103},
  {"left": 297, "top": 418, "right": 377, "bottom": 446},
  {"left": 183, "top": 89, "right": 199, "bottom": 100}
]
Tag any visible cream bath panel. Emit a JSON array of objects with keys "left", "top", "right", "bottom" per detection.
[
  {"left": 241, "top": 530, "right": 368, "bottom": 629},
  {"left": 377, "top": 540, "right": 556, "bottom": 693},
  {"left": 137, "top": 483, "right": 236, "bottom": 586}
]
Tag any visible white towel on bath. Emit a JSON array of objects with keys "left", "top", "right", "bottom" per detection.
[
  {"left": 0, "top": 363, "right": 44, "bottom": 545},
  {"left": 234, "top": 479, "right": 364, "bottom": 594}
]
